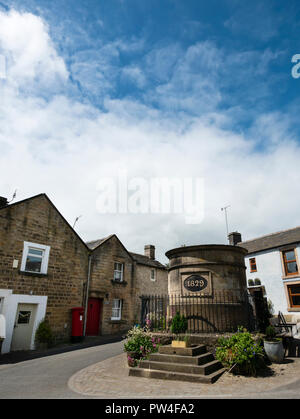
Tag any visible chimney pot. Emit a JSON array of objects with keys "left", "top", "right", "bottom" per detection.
[
  {"left": 228, "top": 231, "right": 242, "bottom": 246},
  {"left": 144, "top": 245, "right": 155, "bottom": 260}
]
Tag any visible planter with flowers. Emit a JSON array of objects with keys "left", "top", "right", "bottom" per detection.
[{"left": 123, "top": 324, "right": 161, "bottom": 367}]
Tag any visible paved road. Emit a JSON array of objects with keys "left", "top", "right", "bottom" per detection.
[{"left": 0, "top": 340, "right": 124, "bottom": 399}]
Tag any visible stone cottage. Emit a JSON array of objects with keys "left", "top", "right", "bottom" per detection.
[
  {"left": 85, "top": 237, "right": 168, "bottom": 336},
  {"left": 0, "top": 194, "right": 89, "bottom": 354},
  {"left": 0, "top": 193, "right": 168, "bottom": 353}
]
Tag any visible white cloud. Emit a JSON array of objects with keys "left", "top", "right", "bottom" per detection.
[
  {"left": 0, "top": 9, "right": 68, "bottom": 90},
  {"left": 0, "top": 9, "right": 300, "bottom": 264}
]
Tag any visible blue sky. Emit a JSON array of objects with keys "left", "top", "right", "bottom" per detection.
[
  {"left": 0, "top": 1, "right": 300, "bottom": 260},
  {"left": 5, "top": 0, "right": 300, "bottom": 124}
]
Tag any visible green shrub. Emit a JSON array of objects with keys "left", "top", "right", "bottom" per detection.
[
  {"left": 35, "top": 320, "right": 54, "bottom": 345},
  {"left": 171, "top": 312, "right": 188, "bottom": 335},
  {"left": 123, "top": 326, "right": 160, "bottom": 359},
  {"left": 248, "top": 279, "right": 254, "bottom": 286},
  {"left": 215, "top": 328, "right": 265, "bottom": 376},
  {"left": 265, "top": 325, "right": 278, "bottom": 341}
]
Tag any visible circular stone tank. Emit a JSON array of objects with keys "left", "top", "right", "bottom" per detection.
[{"left": 165, "top": 244, "right": 249, "bottom": 332}]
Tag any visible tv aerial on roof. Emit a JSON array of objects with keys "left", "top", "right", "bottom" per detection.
[
  {"left": 8, "top": 189, "right": 17, "bottom": 203},
  {"left": 221, "top": 205, "right": 230, "bottom": 243},
  {"left": 73, "top": 215, "right": 82, "bottom": 229}
]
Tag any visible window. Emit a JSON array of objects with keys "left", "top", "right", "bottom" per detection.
[
  {"left": 111, "top": 299, "right": 122, "bottom": 320},
  {"left": 21, "top": 242, "right": 50, "bottom": 274},
  {"left": 282, "top": 249, "right": 298, "bottom": 276},
  {"left": 249, "top": 258, "right": 257, "bottom": 272},
  {"left": 287, "top": 284, "right": 300, "bottom": 308},
  {"left": 113, "top": 263, "right": 123, "bottom": 282},
  {"left": 150, "top": 268, "right": 156, "bottom": 281}
]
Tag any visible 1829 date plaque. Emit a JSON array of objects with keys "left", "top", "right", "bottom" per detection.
[{"left": 183, "top": 275, "right": 208, "bottom": 292}]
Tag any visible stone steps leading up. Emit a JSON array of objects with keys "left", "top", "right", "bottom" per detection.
[
  {"left": 128, "top": 344, "right": 225, "bottom": 384},
  {"left": 139, "top": 359, "right": 222, "bottom": 375},
  {"left": 149, "top": 351, "right": 214, "bottom": 365},
  {"left": 158, "top": 344, "right": 207, "bottom": 356},
  {"left": 128, "top": 366, "right": 226, "bottom": 384}
]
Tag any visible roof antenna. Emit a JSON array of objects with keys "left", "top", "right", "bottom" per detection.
[
  {"left": 8, "top": 189, "right": 17, "bottom": 203},
  {"left": 221, "top": 205, "right": 230, "bottom": 243},
  {"left": 73, "top": 215, "right": 82, "bottom": 229}
]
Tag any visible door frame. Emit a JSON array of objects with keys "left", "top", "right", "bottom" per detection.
[{"left": 0, "top": 289, "right": 47, "bottom": 354}]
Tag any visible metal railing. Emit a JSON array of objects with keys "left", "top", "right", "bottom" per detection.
[{"left": 140, "top": 290, "right": 255, "bottom": 333}]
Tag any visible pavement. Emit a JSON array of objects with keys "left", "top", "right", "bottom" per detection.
[
  {"left": 68, "top": 352, "right": 300, "bottom": 399},
  {"left": 0, "top": 340, "right": 125, "bottom": 398},
  {"left": 1, "top": 336, "right": 300, "bottom": 398},
  {"left": 0, "top": 334, "right": 123, "bottom": 365}
]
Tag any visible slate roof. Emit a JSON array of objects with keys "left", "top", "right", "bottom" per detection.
[
  {"left": 238, "top": 226, "right": 300, "bottom": 254},
  {"left": 86, "top": 235, "right": 166, "bottom": 269},
  {"left": 86, "top": 235, "right": 115, "bottom": 250},
  {"left": 129, "top": 252, "right": 166, "bottom": 269}
]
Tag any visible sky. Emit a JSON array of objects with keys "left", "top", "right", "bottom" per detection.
[{"left": 0, "top": 0, "right": 300, "bottom": 262}]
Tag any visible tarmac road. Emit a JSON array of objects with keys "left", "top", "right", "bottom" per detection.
[{"left": 0, "top": 340, "right": 124, "bottom": 399}]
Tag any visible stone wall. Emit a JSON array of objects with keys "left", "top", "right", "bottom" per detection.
[
  {"left": 134, "top": 263, "right": 168, "bottom": 323},
  {"left": 0, "top": 195, "right": 89, "bottom": 343},
  {"left": 89, "top": 235, "right": 136, "bottom": 335}
]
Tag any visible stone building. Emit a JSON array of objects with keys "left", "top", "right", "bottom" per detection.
[
  {"left": 165, "top": 244, "right": 249, "bottom": 332},
  {"left": 234, "top": 228, "right": 300, "bottom": 328},
  {"left": 86, "top": 237, "right": 168, "bottom": 335},
  {"left": 85, "top": 235, "right": 136, "bottom": 336},
  {"left": 0, "top": 194, "right": 89, "bottom": 354},
  {"left": 0, "top": 192, "right": 168, "bottom": 353},
  {"left": 130, "top": 244, "right": 168, "bottom": 323}
]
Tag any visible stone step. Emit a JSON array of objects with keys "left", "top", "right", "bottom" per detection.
[
  {"left": 129, "top": 366, "right": 226, "bottom": 384},
  {"left": 149, "top": 352, "right": 215, "bottom": 365},
  {"left": 139, "top": 359, "right": 222, "bottom": 376},
  {"left": 158, "top": 344, "right": 207, "bottom": 356}
]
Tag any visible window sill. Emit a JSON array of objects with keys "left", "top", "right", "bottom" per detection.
[
  {"left": 19, "top": 270, "right": 48, "bottom": 278},
  {"left": 287, "top": 307, "right": 300, "bottom": 312},
  {"left": 109, "top": 319, "right": 126, "bottom": 324},
  {"left": 282, "top": 275, "right": 300, "bottom": 281},
  {"left": 111, "top": 280, "right": 127, "bottom": 286}
]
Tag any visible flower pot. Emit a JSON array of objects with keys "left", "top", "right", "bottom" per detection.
[
  {"left": 264, "top": 339, "right": 285, "bottom": 363},
  {"left": 126, "top": 351, "right": 139, "bottom": 367},
  {"left": 171, "top": 340, "right": 187, "bottom": 348}
]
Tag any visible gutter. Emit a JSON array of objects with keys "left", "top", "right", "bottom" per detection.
[{"left": 83, "top": 253, "right": 92, "bottom": 337}]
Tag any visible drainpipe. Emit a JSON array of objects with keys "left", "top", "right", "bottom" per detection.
[{"left": 83, "top": 254, "right": 92, "bottom": 337}]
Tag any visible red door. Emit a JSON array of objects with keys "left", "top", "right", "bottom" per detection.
[{"left": 86, "top": 298, "right": 102, "bottom": 336}]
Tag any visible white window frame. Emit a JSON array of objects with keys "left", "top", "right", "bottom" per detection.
[
  {"left": 21, "top": 242, "right": 50, "bottom": 274},
  {"left": 150, "top": 268, "right": 156, "bottom": 281},
  {"left": 111, "top": 299, "right": 122, "bottom": 320},
  {"left": 113, "top": 262, "right": 124, "bottom": 282}
]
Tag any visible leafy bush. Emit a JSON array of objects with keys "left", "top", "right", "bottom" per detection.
[
  {"left": 215, "top": 327, "right": 265, "bottom": 376},
  {"left": 35, "top": 320, "right": 54, "bottom": 345},
  {"left": 171, "top": 312, "right": 188, "bottom": 335},
  {"left": 123, "top": 325, "right": 160, "bottom": 360},
  {"left": 248, "top": 279, "right": 254, "bottom": 287}
]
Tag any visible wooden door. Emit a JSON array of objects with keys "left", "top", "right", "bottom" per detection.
[{"left": 86, "top": 298, "right": 102, "bottom": 336}]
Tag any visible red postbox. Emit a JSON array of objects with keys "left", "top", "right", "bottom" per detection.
[{"left": 71, "top": 307, "right": 84, "bottom": 343}]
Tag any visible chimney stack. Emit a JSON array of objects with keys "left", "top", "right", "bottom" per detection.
[
  {"left": 144, "top": 245, "right": 155, "bottom": 260},
  {"left": 0, "top": 196, "right": 8, "bottom": 208},
  {"left": 228, "top": 232, "right": 242, "bottom": 246}
]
